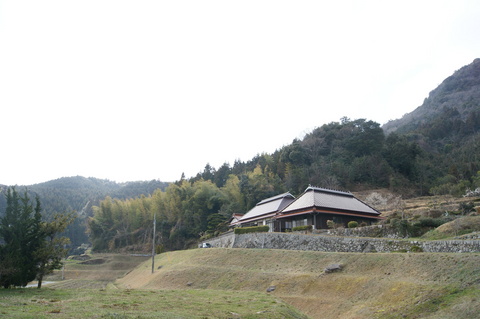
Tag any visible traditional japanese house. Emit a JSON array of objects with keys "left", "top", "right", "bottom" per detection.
[
  {"left": 231, "top": 192, "right": 295, "bottom": 231},
  {"left": 275, "top": 186, "right": 382, "bottom": 231}
]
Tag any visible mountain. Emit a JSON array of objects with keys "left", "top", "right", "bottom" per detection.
[
  {"left": 380, "top": 59, "right": 480, "bottom": 196},
  {"left": 383, "top": 58, "right": 480, "bottom": 136},
  {"left": 0, "top": 176, "right": 169, "bottom": 249},
  {"left": 0, "top": 176, "right": 169, "bottom": 214}
]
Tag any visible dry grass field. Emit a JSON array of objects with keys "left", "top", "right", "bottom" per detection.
[
  {"left": 117, "top": 248, "right": 480, "bottom": 319},
  {"left": 45, "top": 254, "right": 150, "bottom": 288},
  {"left": 1, "top": 253, "right": 308, "bottom": 318},
  {"left": 2, "top": 241, "right": 479, "bottom": 318}
]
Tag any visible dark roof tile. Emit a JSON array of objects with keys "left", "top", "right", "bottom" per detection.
[
  {"left": 238, "top": 192, "right": 295, "bottom": 223},
  {"left": 280, "top": 186, "right": 380, "bottom": 216}
]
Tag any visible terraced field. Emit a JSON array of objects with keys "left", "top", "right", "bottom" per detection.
[
  {"left": 118, "top": 248, "right": 480, "bottom": 319},
  {"left": 44, "top": 279, "right": 108, "bottom": 290}
]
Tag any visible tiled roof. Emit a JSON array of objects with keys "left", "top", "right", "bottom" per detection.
[
  {"left": 228, "top": 213, "right": 244, "bottom": 224},
  {"left": 280, "top": 186, "right": 380, "bottom": 216},
  {"left": 237, "top": 192, "right": 295, "bottom": 223}
]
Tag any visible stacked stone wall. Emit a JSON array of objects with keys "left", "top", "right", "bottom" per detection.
[
  {"left": 202, "top": 232, "right": 480, "bottom": 253},
  {"left": 201, "top": 231, "right": 235, "bottom": 248},
  {"left": 322, "top": 224, "right": 401, "bottom": 238}
]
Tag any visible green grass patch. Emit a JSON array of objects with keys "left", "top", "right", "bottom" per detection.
[{"left": 0, "top": 288, "right": 308, "bottom": 319}]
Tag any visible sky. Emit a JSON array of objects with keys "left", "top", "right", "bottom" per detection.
[{"left": 1, "top": 1, "right": 479, "bottom": 186}]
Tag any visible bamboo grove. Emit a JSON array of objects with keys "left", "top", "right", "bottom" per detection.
[{"left": 88, "top": 166, "right": 283, "bottom": 251}]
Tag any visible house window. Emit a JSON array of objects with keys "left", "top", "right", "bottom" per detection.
[
  {"left": 266, "top": 220, "right": 273, "bottom": 232},
  {"left": 293, "top": 218, "right": 307, "bottom": 227}
]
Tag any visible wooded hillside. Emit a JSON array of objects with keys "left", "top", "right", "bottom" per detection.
[
  {"left": 87, "top": 59, "right": 480, "bottom": 252},
  {"left": 0, "top": 177, "right": 169, "bottom": 249},
  {"left": 1, "top": 59, "right": 479, "bottom": 253}
]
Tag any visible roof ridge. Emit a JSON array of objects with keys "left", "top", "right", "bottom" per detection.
[
  {"left": 257, "top": 192, "right": 295, "bottom": 205},
  {"left": 305, "top": 185, "right": 353, "bottom": 197}
]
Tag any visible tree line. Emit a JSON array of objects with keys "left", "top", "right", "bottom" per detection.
[{"left": 219, "top": 117, "right": 478, "bottom": 197}]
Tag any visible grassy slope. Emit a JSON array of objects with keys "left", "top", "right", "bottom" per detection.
[
  {"left": 117, "top": 248, "right": 480, "bottom": 319},
  {"left": 0, "top": 288, "right": 306, "bottom": 319},
  {"left": 1, "top": 254, "right": 307, "bottom": 319}
]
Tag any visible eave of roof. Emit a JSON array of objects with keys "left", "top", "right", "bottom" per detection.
[
  {"left": 275, "top": 208, "right": 385, "bottom": 220},
  {"left": 231, "top": 212, "right": 277, "bottom": 225}
]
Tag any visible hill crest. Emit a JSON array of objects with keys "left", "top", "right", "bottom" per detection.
[{"left": 383, "top": 58, "right": 480, "bottom": 134}]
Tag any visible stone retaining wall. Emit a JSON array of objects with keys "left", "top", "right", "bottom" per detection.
[
  {"left": 323, "top": 224, "right": 401, "bottom": 238},
  {"left": 202, "top": 230, "right": 235, "bottom": 248},
  {"left": 202, "top": 232, "right": 480, "bottom": 253}
]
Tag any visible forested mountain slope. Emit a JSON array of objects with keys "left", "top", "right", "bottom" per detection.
[
  {"left": 381, "top": 58, "right": 480, "bottom": 196},
  {"left": 383, "top": 58, "right": 480, "bottom": 135},
  {"left": 0, "top": 176, "right": 169, "bottom": 248}
]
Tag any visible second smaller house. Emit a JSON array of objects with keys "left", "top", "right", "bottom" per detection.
[
  {"left": 228, "top": 213, "right": 244, "bottom": 226},
  {"left": 232, "top": 192, "right": 295, "bottom": 231}
]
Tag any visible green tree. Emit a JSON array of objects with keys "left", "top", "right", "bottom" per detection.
[
  {"left": 0, "top": 188, "right": 43, "bottom": 288},
  {"left": 219, "top": 175, "right": 245, "bottom": 217},
  {"left": 0, "top": 188, "right": 74, "bottom": 289},
  {"left": 343, "top": 119, "right": 385, "bottom": 157},
  {"left": 34, "top": 212, "right": 75, "bottom": 288},
  {"left": 383, "top": 133, "right": 421, "bottom": 178}
]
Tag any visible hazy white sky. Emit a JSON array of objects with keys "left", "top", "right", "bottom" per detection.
[{"left": 1, "top": 1, "right": 479, "bottom": 186}]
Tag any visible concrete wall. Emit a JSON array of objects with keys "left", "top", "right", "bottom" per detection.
[{"left": 202, "top": 232, "right": 480, "bottom": 253}]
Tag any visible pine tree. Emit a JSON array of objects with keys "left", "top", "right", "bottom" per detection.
[
  {"left": 0, "top": 187, "right": 73, "bottom": 288},
  {"left": 0, "top": 188, "right": 42, "bottom": 288}
]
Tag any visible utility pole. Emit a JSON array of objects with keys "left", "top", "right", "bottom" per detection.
[
  {"left": 151, "top": 212, "right": 156, "bottom": 274},
  {"left": 61, "top": 244, "right": 66, "bottom": 280}
]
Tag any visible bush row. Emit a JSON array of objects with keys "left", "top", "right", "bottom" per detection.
[{"left": 234, "top": 225, "right": 269, "bottom": 234}]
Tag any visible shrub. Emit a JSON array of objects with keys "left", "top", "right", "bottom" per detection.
[
  {"left": 348, "top": 221, "right": 359, "bottom": 228},
  {"left": 359, "top": 222, "right": 368, "bottom": 227},
  {"left": 292, "top": 225, "right": 313, "bottom": 232},
  {"left": 414, "top": 217, "right": 448, "bottom": 228},
  {"left": 390, "top": 218, "right": 418, "bottom": 237},
  {"left": 234, "top": 225, "right": 269, "bottom": 234},
  {"left": 410, "top": 245, "right": 424, "bottom": 252},
  {"left": 155, "top": 244, "right": 164, "bottom": 254},
  {"left": 459, "top": 202, "right": 475, "bottom": 215},
  {"left": 326, "top": 220, "right": 335, "bottom": 229}
]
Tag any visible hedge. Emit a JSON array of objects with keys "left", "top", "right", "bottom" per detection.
[{"left": 234, "top": 225, "right": 269, "bottom": 234}]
